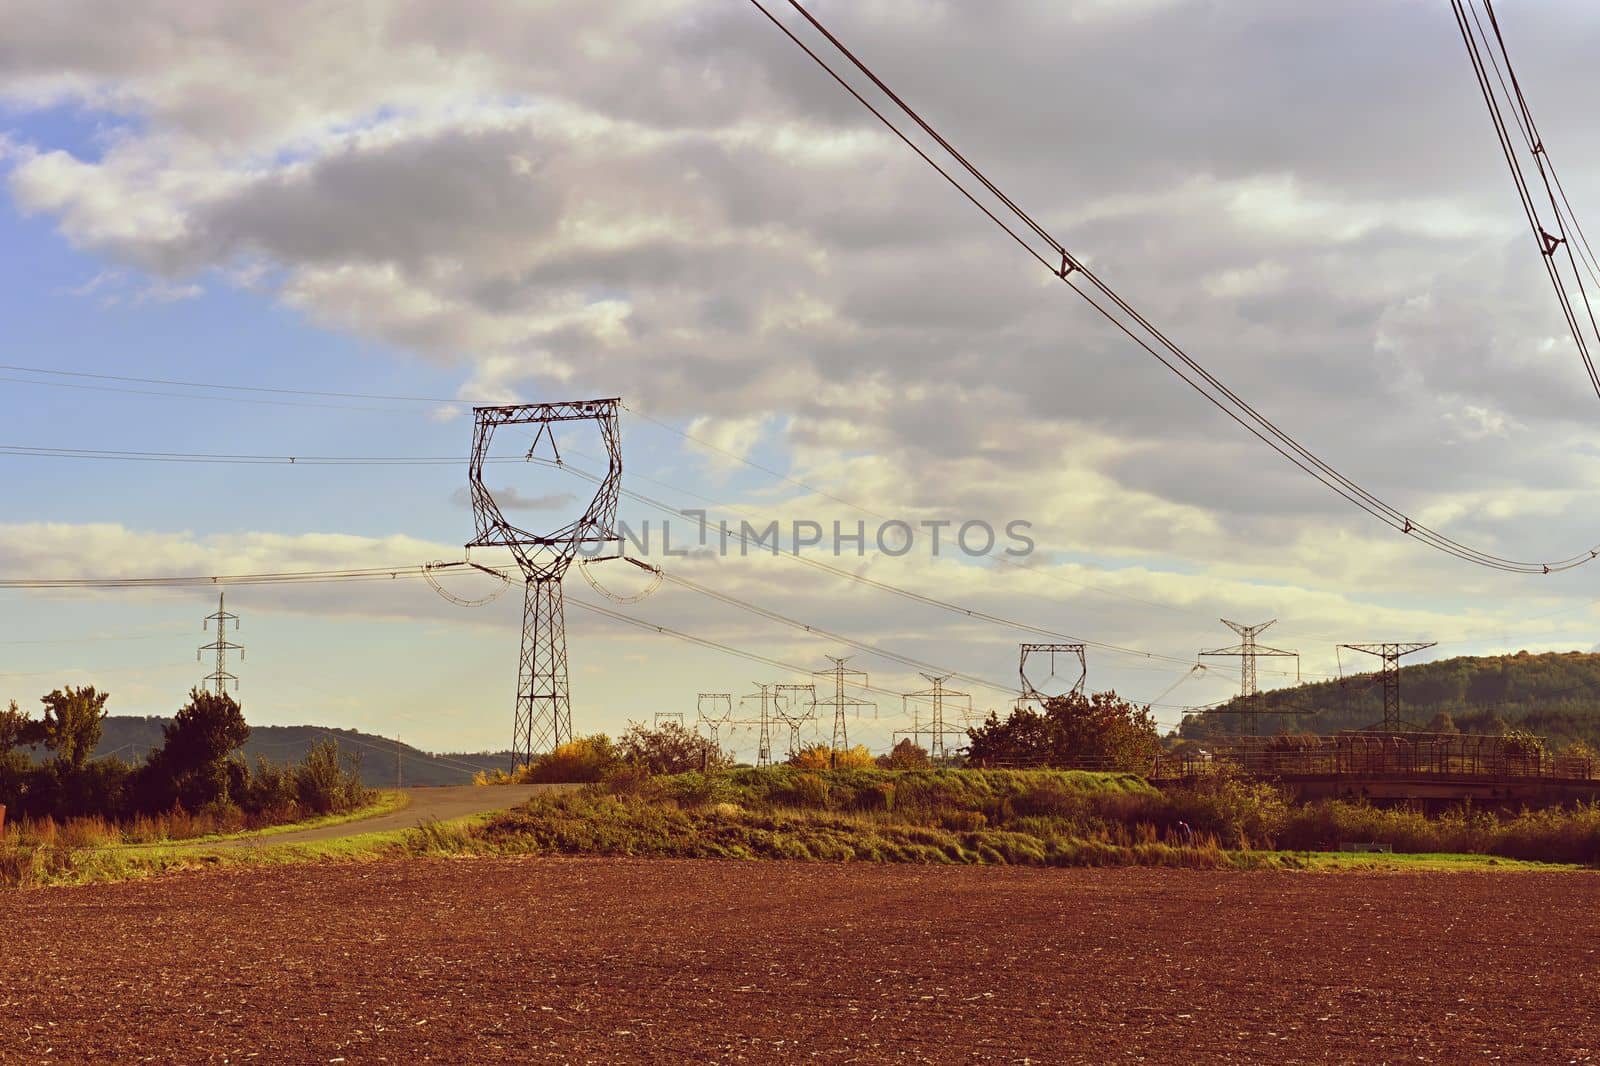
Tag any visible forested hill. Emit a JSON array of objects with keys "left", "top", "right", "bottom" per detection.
[
  {"left": 1178, "top": 651, "right": 1600, "bottom": 747},
  {"left": 92, "top": 718, "right": 515, "bottom": 789}
]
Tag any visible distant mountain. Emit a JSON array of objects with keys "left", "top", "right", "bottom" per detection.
[
  {"left": 1179, "top": 651, "right": 1600, "bottom": 747},
  {"left": 93, "top": 717, "right": 516, "bottom": 789}
]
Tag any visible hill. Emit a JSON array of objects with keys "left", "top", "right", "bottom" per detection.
[
  {"left": 91, "top": 717, "right": 515, "bottom": 789},
  {"left": 1178, "top": 650, "right": 1600, "bottom": 748}
]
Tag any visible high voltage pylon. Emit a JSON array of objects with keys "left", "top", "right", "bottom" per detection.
[
  {"left": 1017, "top": 643, "right": 1086, "bottom": 711},
  {"left": 1200, "top": 619, "right": 1299, "bottom": 736},
  {"left": 738, "top": 684, "right": 783, "bottom": 768},
  {"left": 465, "top": 398, "right": 623, "bottom": 768},
  {"left": 1339, "top": 642, "right": 1438, "bottom": 731},
  {"left": 814, "top": 655, "right": 875, "bottom": 757},
  {"left": 696, "top": 693, "right": 734, "bottom": 746},
  {"left": 653, "top": 712, "right": 685, "bottom": 730},
  {"left": 773, "top": 683, "right": 817, "bottom": 758},
  {"left": 198, "top": 592, "right": 243, "bottom": 694},
  {"left": 900, "top": 673, "right": 971, "bottom": 762}
]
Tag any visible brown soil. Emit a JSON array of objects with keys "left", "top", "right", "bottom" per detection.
[{"left": 2, "top": 859, "right": 1596, "bottom": 1063}]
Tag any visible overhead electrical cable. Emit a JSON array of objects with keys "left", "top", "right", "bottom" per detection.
[
  {"left": 1449, "top": 0, "right": 1600, "bottom": 397},
  {"left": 569, "top": 592, "right": 942, "bottom": 705},
  {"left": 0, "top": 446, "right": 532, "bottom": 466},
  {"left": 652, "top": 568, "right": 1016, "bottom": 697},
  {"left": 0, "top": 562, "right": 472, "bottom": 590},
  {"left": 0, "top": 434, "right": 1261, "bottom": 678},
  {"left": 525, "top": 454, "right": 1256, "bottom": 676},
  {"left": 746, "top": 0, "right": 1600, "bottom": 575}
]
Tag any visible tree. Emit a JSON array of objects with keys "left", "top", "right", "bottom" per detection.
[
  {"left": 161, "top": 689, "right": 251, "bottom": 774},
  {"left": 133, "top": 689, "right": 251, "bottom": 812},
  {"left": 618, "top": 721, "right": 729, "bottom": 775},
  {"left": 966, "top": 691, "right": 1159, "bottom": 772},
  {"left": 38, "top": 686, "right": 109, "bottom": 771},
  {"left": 0, "top": 699, "right": 38, "bottom": 754},
  {"left": 1424, "top": 711, "right": 1460, "bottom": 735},
  {"left": 877, "top": 738, "right": 931, "bottom": 769}
]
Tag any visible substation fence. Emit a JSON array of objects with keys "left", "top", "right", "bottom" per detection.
[{"left": 1153, "top": 731, "right": 1598, "bottom": 783}]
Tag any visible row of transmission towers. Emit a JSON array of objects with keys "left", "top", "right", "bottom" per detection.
[
  {"left": 692, "top": 657, "right": 879, "bottom": 767},
  {"left": 1197, "top": 618, "right": 1437, "bottom": 734},
  {"left": 457, "top": 394, "right": 1444, "bottom": 762}
]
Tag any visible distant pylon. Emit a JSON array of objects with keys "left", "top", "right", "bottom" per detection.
[
  {"left": 654, "top": 712, "right": 685, "bottom": 730},
  {"left": 814, "top": 656, "right": 875, "bottom": 757},
  {"left": 198, "top": 592, "right": 243, "bottom": 694},
  {"left": 1200, "top": 619, "right": 1298, "bottom": 735},
  {"left": 773, "top": 684, "right": 817, "bottom": 757},
  {"left": 900, "top": 673, "right": 971, "bottom": 762},
  {"left": 1017, "top": 643, "right": 1086, "bottom": 711},
  {"left": 738, "top": 684, "right": 782, "bottom": 767},
  {"left": 1339, "top": 642, "right": 1437, "bottom": 731},
  {"left": 696, "top": 693, "right": 734, "bottom": 746}
]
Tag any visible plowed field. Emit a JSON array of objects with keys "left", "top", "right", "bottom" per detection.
[{"left": 2, "top": 859, "right": 1596, "bottom": 1063}]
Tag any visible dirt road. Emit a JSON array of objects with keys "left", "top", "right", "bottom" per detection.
[
  {"left": 212, "top": 784, "right": 563, "bottom": 847},
  {"left": 3, "top": 859, "right": 1597, "bottom": 1063}
]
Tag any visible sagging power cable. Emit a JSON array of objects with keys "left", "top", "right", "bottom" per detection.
[
  {"left": 1449, "top": 0, "right": 1600, "bottom": 398},
  {"left": 747, "top": 0, "right": 1600, "bottom": 575}
]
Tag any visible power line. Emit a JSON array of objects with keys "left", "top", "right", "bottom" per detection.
[
  {"left": 567, "top": 593, "right": 919, "bottom": 704},
  {"left": 0, "top": 445, "right": 524, "bottom": 466},
  {"left": 746, "top": 0, "right": 1600, "bottom": 576},
  {"left": 533, "top": 452, "right": 1255, "bottom": 676},
  {"left": 0, "top": 562, "right": 471, "bottom": 590},
  {"left": 0, "top": 363, "right": 1292, "bottom": 624},
  {"left": 1449, "top": 0, "right": 1600, "bottom": 397},
  {"left": 656, "top": 567, "right": 1015, "bottom": 698}
]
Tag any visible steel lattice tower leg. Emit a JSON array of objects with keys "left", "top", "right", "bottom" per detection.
[
  {"left": 757, "top": 711, "right": 772, "bottom": 768},
  {"left": 1381, "top": 654, "right": 1401, "bottom": 731},
  {"left": 513, "top": 576, "right": 571, "bottom": 768}
]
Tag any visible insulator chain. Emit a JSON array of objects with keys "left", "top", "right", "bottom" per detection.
[
  {"left": 578, "top": 555, "right": 663, "bottom": 605},
  {"left": 423, "top": 560, "right": 511, "bottom": 608}
]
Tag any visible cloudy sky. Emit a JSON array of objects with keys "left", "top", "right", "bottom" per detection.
[{"left": 3, "top": 0, "right": 1600, "bottom": 761}]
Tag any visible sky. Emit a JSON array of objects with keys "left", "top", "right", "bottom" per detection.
[{"left": 3, "top": 0, "right": 1600, "bottom": 760}]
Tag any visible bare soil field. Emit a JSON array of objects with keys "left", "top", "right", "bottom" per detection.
[{"left": 2, "top": 859, "right": 1596, "bottom": 1064}]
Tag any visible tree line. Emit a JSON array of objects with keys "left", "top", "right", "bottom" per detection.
[{"left": 0, "top": 686, "right": 367, "bottom": 823}]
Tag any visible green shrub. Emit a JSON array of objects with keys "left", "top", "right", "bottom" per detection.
[{"left": 521, "top": 735, "right": 619, "bottom": 783}]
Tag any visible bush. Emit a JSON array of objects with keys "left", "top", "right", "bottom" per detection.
[
  {"left": 878, "top": 739, "right": 931, "bottom": 770},
  {"left": 294, "top": 740, "right": 368, "bottom": 815},
  {"left": 617, "top": 722, "right": 729, "bottom": 775},
  {"left": 520, "top": 735, "right": 620, "bottom": 783},
  {"left": 1162, "top": 767, "right": 1288, "bottom": 850}
]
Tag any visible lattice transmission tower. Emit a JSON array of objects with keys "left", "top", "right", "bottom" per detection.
[
  {"left": 1017, "top": 643, "right": 1086, "bottom": 711},
  {"left": 1200, "top": 619, "right": 1299, "bottom": 736},
  {"left": 899, "top": 673, "right": 971, "bottom": 762},
  {"left": 696, "top": 693, "right": 734, "bottom": 747},
  {"left": 773, "top": 683, "right": 817, "bottom": 758},
  {"left": 738, "top": 684, "right": 783, "bottom": 767},
  {"left": 814, "top": 655, "right": 875, "bottom": 756},
  {"left": 466, "top": 398, "right": 623, "bottom": 768},
  {"left": 654, "top": 712, "right": 685, "bottom": 730},
  {"left": 198, "top": 592, "right": 243, "bottom": 694},
  {"left": 1339, "top": 642, "right": 1438, "bottom": 731}
]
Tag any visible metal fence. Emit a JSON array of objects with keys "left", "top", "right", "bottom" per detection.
[{"left": 1154, "top": 731, "right": 1596, "bottom": 782}]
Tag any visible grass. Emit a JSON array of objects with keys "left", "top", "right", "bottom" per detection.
[
  {"left": 0, "top": 791, "right": 410, "bottom": 888},
  {"left": 1278, "top": 850, "right": 1576, "bottom": 873},
  {"left": 449, "top": 768, "right": 1600, "bottom": 872},
  {"left": 9, "top": 767, "right": 1599, "bottom": 888}
]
